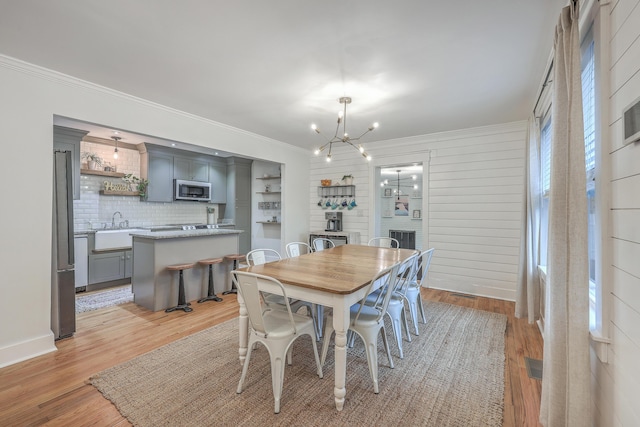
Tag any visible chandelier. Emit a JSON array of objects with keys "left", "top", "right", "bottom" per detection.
[
  {"left": 311, "top": 97, "right": 377, "bottom": 162},
  {"left": 381, "top": 169, "right": 419, "bottom": 200}
]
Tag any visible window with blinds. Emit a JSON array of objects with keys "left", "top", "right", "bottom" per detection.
[
  {"left": 582, "top": 40, "right": 596, "bottom": 175},
  {"left": 582, "top": 35, "right": 597, "bottom": 318},
  {"left": 541, "top": 118, "right": 552, "bottom": 196},
  {"left": 538, "top": 28, "right": 597, "bottom": 302}
]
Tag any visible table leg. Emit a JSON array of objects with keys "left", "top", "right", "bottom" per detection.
[
  {"left": 237, "top": 291, "right": 248, "bottom": 365},
  {"left": 332, "top": 304, "right": 349, "bottom": 411}
]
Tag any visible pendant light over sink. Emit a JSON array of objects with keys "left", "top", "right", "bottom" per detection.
[{"left": 111, "top": 136, "right": 121, "bottom": 159}]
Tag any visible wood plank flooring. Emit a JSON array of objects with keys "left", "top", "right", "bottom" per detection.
[{"left": 0, "top": 288, "right": 543, "bottom": 426}]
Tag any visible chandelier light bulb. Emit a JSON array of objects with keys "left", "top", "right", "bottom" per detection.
[
  {"left": 358, "top": 145, "right": 364, "bottom": 153},
  {"left": 338, "top": 110, "right": 344, "bottom": 118},
  {"left": 373, "top": 122, "right": 379, "bottom": 129},
  {"left": 326, "top": 154, "right": 332, "bottom": 162},
  {"left": 380, "top": 182, "right": 385, "bottom": 187},
  {"left": 311, "top": 123, "right": 317, "bottom": 131},
  {"left": 414, "top": 184, "right": 419, "bottom": 189},
  {"left": 111, "top": 136, "right": 121, "bottom": 161},
  {"left": 412, "top": 175, "right": 417, "bottom": 180},
  {"left": 366, "top": 154, "right": 372, "bottom": 161},
  {"left": 314, "top": 148, "right": 320, "bottom": 155}
]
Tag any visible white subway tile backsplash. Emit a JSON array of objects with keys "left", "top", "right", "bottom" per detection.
[{"left": 74, "top": 142, "right": 212, "bottom": 231}]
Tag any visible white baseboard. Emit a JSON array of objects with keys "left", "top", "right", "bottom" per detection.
[
  {"left": 425, "top": 277, "right": 515, "bottom": 301},
  {"left": 0, "top": 332, "right": 57, "bottom": 369}
]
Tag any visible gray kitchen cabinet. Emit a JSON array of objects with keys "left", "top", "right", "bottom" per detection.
[
  {"left": 53, "top": 125, "right": 88, "bottom": 200},
  {"left": 88, "top": 250, "right": 132, "bottom": 284},
  {"left": 146, "top": 151, "right": 174, "bottom": 202},
  {"left": 89, "top": 251, "right": 125, "bottom": 284},
  {"left": 226, "top": 157, "right": 252, "bottom": 254},
  {"left": 74, "top": 235, "right": 88, "bottom": 288},
  {"left": 174, "top": 156, "right": 209, "bottom": 182},
  {"left": 124, "top": 250, "right": 133, "bottom": 278},
  {"left": 209, "top": 161, "right": 227, "bottom": 203}
]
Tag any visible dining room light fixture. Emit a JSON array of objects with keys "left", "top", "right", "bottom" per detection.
[
  {"left": 111, "top": 136, "right": 121, "bottom": 159},
  {"left": 311, "top": 97, "right": 377, "bottom": 162}
]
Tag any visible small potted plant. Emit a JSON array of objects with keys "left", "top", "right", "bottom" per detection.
[
  {"left": 123, "top": 174, "right": 150, "bottom": 200},
  {"left": 342, "top": 174, "right": 354, "bottom": 185},
  {"left": 81, "top": 152, "right": 103, "bottom": 170}
]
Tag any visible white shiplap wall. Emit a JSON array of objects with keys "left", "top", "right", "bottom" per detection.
[
  {"left": 592, "top": 0, "right": 640, "bottom": 425},
  {"left": 310, "top": 121, "right": 526, "bottom": 300}
]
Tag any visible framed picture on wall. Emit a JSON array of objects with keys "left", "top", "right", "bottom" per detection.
[
  {"left": 395, "top": 196, "right": 409, "bottom": 216},
  {"left": 412, "top": 209, "right": 421, "bottom": 219},
  {"left": 384, "top": 188, "right": 392, "bottom": 197}
]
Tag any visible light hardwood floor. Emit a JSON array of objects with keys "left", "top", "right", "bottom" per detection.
[{"left": 0, "top": 288, "right": 543, "bottom": 426}]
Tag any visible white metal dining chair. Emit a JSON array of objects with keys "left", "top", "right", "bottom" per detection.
[
  {"left": 232, "top": 271, "right": 323, "bottom": 413},
  {"left": 285, "top": 241, "right": 312, "bottom": 258},
  {"left": 404, "top": 248, "right": 435, "bottom": 334},
  {"left": 246, "top": 248, "right": 282, "bottom": 265},
  {"left": 247, "top": 248, "right": 318, "bottom": 337},
  {"left": 285, "top": 241, "right": 324, "bottom": 339},
  {"left": 364, "top": 252, "right": 419, "bottom": 359},
  {"left": 367, "top": 237, "right": 399, "bottom": 248},
  {"left": 312, "top": 238, "right": 335, "bottom": 252},
  {"left": 320, "top": 262, "right": 401, "bottom": 394}
]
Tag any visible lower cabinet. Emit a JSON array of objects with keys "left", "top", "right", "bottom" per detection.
[{"left": 88, "top": 250, "right": 132, "bottom": 284}]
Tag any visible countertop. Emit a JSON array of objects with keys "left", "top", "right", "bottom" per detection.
[
  {"left": 309, "top": 230, "right": 354, "bottom": 236},
  {"left": 131, "top": 228, "right": 243, "bottom": 240},
  {"left": 74, "top": 223, "right": 236, "bottom": 234}
]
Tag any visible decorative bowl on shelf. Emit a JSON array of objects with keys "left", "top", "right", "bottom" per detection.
[{"left": 321, "top": 179, "right": 332, "bottom": 187}]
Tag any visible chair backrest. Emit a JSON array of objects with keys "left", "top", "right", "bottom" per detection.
[
  {"left": 414, "top": 248, "right": 435, "bottom": 284},
  {"left": 232, "top": 271, "right": 296, "bottom": 337},
  {"left": 352, "top": 261, "right": 402, "bottom": 324},
  {"left": 312, "top": 238, "right": 335, "bottom": 252},
  {"left": 393, "top": 251, "right": 420, "bottom": 296},
  {"left": 246, "top": 248, "right": 282, "bottom": 266},
  {"left": 286, "top": 242, "right": 312, "bottom": 258},
  {"left": 367, "top": 237, "right": 399, "bottom": 248}
]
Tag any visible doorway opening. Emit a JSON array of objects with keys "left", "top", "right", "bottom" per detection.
[{"left": 374, "top": 163, "right": 425, "bottom": 250}]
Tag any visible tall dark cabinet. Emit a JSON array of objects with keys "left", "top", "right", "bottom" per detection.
[
  {"left": 53, "top": 126, "right": 88, "bottom": 200},
  {"left": 226, "top": 157, "right": 252, "bottom": 254}
]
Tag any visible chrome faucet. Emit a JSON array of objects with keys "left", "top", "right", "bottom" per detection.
[{"left": 111, "top": 211, "right": 122, "bottom": 228}]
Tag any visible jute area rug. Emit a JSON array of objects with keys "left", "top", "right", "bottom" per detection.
[
  {"left": 76, "top": 285, "right": 134, "bottom": 313},
  {"left": 90, "top": 302, "right": 506, "bottom": 426}
]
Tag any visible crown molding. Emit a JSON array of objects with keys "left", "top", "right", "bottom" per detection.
[
  {"left": 0, "top": 54, "right": 308, "bottom": 154},
  {"left": 365, "top": 120, "right": 528, "bottom": 148}
]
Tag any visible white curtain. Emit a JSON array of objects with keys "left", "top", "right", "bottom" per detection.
[
  {"left": 516, "top": 115, "right": 541, "bottom": 322},
  {"left": 539, "top": 2, "right": 591, "bottom": 426}
]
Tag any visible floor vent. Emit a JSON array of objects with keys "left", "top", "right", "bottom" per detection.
[
  {"left": 450, "top": 293, "right": 476, "bottom": 299},
  {"left": 524, "top": 357, "right": 543, "bottom": 380}
]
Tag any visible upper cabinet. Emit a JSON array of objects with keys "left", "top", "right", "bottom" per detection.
[
  {"left": 209, "top": 161, "right": 227, "bottom": 204},
  {"left": 146, "top": 151, "right": 174, "bottom": 202},
  {"left": 174, "top": 156, "right": 209, "bottom": 182},
  {"left": 140, "top": 143, "right": 227, "bottom": 204},
  {"left": 53, "top": 125, "right": 88, "bottom": 200}
]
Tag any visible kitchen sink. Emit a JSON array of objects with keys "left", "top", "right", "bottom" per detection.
[{"left": 94, "top": 228, "right": 150, "bottom": 250}]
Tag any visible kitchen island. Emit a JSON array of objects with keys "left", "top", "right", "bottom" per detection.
[{"left": 130, "top": 229, "right": 242, "bottom": 311}]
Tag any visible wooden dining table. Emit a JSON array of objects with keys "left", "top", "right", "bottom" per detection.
[{"left": 236, "top": 244, "right": 418, "bottom": 411}]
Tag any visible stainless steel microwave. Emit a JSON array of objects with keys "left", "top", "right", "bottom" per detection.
[{"left": 174, "top": 179, "right": 211, "bottom": 202}]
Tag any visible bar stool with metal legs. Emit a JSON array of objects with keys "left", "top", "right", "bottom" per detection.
[
  {"left": 166, "top": 262, "right": 195, "bottom": 313},
  {"left": 222, "top": 254, "right": 246, "bottom": 295},
  {"left": 198, "top": 257, "right": 224, "bottom": 303}
]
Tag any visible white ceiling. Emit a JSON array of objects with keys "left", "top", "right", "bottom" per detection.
[{"left": 0, "top": 1, "right": 566, "bottom": 150}]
